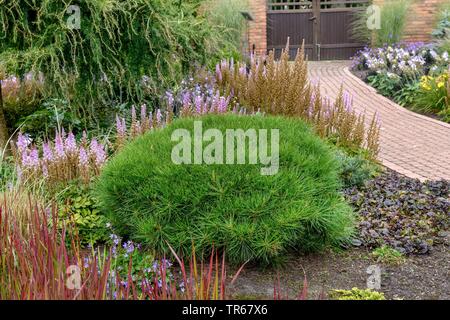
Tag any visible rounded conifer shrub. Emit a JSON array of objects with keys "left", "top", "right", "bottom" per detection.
[{"left": 96, "top": 115, "right": 354, "bottom": 264}]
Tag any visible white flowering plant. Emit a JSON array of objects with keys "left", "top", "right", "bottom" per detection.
[
  {"left": 351, "top": 42, "right": 450, "bottom": 113},
  {"left": 352, "top": 43, "right": 449, "bottom": 78}
]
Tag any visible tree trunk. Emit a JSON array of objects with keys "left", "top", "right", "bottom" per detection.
[{"left": 0, "top": 81, "right": 10, "bottom": 157}]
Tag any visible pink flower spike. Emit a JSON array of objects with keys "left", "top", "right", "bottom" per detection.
[
  {"left": 116, "top": 115, "right": 126, "bottom": 137},
  {"left": 55, "top": 133, "right": 65, "bottom": 159},
  {"left": 29, "top": 147, "right": 39, "bottom": 168},
  {"left": 65, "top": 132, "right": 77, "bottom": 155},
  {"left": 43, "top": 143, "right": 54, "bottom": 162},
  {"left": 16, "top": 132, "right": 30, "bottom": 154},
  {"left": 79, "top": 147, "right": 89, "bottom": 167},
  {"left": 90, "top": 139, "right": 107, "bottom": 166},
  {"left": 156, "top": 109, "right": 162, "bottom": 125},
  {"left": 141, "top": 104, "right": 147, "bottom": 122}
]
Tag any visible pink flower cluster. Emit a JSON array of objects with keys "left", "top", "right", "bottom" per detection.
[
  {"left": 115, "top": 105, "right": 167, "bottom": 148},
  {"left": 114, "top": 88, "right": 243, "bottom": 149},
  {"left": 179, "top": 90, "right": 232, "bottom": 117},
  {"left": 15, "top": 130, "right": 107, "bottom": 186}
]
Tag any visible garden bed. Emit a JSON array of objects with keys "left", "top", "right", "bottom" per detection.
[
  {"left": 1, "top": 1, "right": 449, "bottom": 300},
  {"left": 229, "top": 243, "right": 450, "bottom": 300},
  {"left": 350, "top": 43, "right": 449, "bottom": 123}
]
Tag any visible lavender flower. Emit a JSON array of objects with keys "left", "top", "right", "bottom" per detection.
[
  {"left": 122, "top": 240, "right": 135, "bottom": 254},
  {"left": 16, "top": 132, "right": 31, "bottom": 154},
  {"left": 166, "top": 91, "right": 174, "bottom": 109},
  {"left": 42, "top": 143, "right": 54, "bottom": 162},
  {"left": 54, "top": 133, "right": 66, "bottom": 159},
  {"left": 65, "top": 132, "right": 77, "bottom": 155},
  {"left": 116, "top": 115, "right": 126, "bottom": 138},
  {"left": 79, "top": 147, "right": 89, "bottom": 167},
  {"left": 89, "top": 139, "right": 106, "bottom": 166},
  {"left": 156, "top": 109, "right": 162, "bottom": 125}
]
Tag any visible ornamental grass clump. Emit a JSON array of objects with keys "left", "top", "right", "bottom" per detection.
[
  {"left": 0, "top": 200, "right": 113, "bottom": 300},
  {"left": 96, "top": 115, "right": 355, "bottom": 265},
  {"left": 214, "top": 44, "right": 380, "bottom": 158},
  {"left": 0, "top": 195, "right": 236, "bottom": 300}
]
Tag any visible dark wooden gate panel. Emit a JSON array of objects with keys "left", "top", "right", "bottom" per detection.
[
  {"left": 318, "top": 0, "right": 368, "bottom": 60},
  {"left": 267, "top": 0, "right": 369, "bottom": 60},
  {"left": 267, "top": 1, "right": 315, "bottom": 59}
]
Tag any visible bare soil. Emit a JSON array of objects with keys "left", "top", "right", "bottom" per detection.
[{"left": 228, "top": 243, "right": 450, "bottom": 300}]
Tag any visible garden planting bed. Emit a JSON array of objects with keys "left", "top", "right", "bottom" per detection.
[
  {"left": 228, "top": 243, "right": 450, "bottom": 300},
  {"left": 1, "top": 1, "right": 449, "bottom": 300},
  {"left": 350, "top": 43, "right": 449, "bottom": 123},
  {"left": 227, "top": 168, "right": 450, "bottom": 300}
]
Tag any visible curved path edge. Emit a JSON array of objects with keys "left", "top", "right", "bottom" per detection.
[{"left": 308, "top": 61, "right": 450, "bottom": 181}]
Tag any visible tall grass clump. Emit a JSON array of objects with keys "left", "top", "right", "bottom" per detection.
[
  {"left": 203, "top": 0, "right": 250, "bottom": 62},
  {"left": 351, "top": 0, "right": 411, "bottom": 46},
  {"left": 95, "top": 115, "right": 355, "bottom": 265},
  {"left": 214, "top": 44, "right": 380, "bottom": 158}
]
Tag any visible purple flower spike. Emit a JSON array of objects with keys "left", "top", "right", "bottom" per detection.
[
  {"left": 16, "top": 132, "right": 30, "bottom": 154},
  {"left": 156, "top": 109, "right": 162, "bottom": 125},
  {"left": 116, "top": 115, "right": 126, "bottom": 137},
  {"left": 79, "top": 147, "right": 89, "bottom": 167},
  {"left": 194, "top": 95, "right": 202, "bottom": 114},
  {"left": 131, "top": 105, "right": 136, "bottom": 124},
  {"left": 42, "top": 143, "right": 54, "bottom": 162},
  {"left": 216, "top": 64, "right": 222, "bottom": 82},
  {"left": 55, "top": 133, "right": 65, "bottom": 159},
  {"left": 141, "top": 104, "right": 147, "bottom": 122},
  {"left": 65, "top": 132, "right": 77, "bottom": 155}
]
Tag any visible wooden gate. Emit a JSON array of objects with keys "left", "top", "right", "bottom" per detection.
[{"left": 267, "top": 0, "right": 370, "bottom": 60}]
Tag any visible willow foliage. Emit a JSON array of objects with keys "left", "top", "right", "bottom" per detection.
[{"left": 0, "top": 0, "right": 219, "bottom": 125}]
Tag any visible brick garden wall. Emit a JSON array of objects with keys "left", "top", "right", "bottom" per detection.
[
  {"left": 248, "top": 0, "right": 267, "bottom": 55},
  {"left": 375, "top": 0, "right": 447, "bottom": 43}
]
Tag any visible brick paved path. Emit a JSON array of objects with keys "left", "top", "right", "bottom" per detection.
[{"left": 308, "top": 61, "right": 450, "bottom": 181}]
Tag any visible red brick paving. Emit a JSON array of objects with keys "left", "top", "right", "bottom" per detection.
[{"left": 308, "top": 61, "right": 450, "bottom": 181}]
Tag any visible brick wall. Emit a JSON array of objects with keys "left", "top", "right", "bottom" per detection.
[
  {"left": 403, "top": 0, "right": 446, "bottom": 42},
  {"left": 248, "top": 0, "right": 267, "bottom": 55},
  {"left": 370, "top": 0, "right": 445, "bottom": 42}
]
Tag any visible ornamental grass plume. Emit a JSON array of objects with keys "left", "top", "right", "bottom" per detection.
[
  {"left": 13, "top": 130, "right": 107, "bottom": 187},
  {"left": 214, "top": 42, "right": 381, "bottom": 158}
]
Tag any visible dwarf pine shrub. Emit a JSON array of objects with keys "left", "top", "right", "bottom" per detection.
[{"left": 96, "top": 115, "right": 354, "bottom": 264}]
